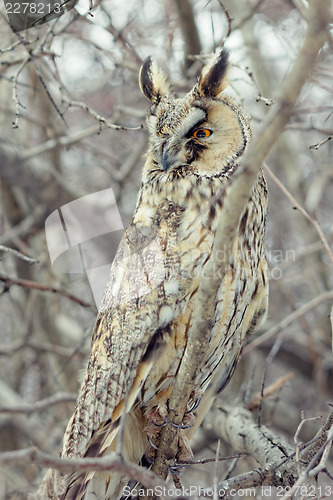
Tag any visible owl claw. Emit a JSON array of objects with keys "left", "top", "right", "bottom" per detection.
[
  {"left": 164, "top": 415, "right": 192, "bottom": 429},
  {"left": 151, "top": 418, "right": 167, "bottom": 427},
  {"left": 168, "top": 465, "right": 183, "bottom": 490},
  {"left": 167, "top": 464, "right": 180, "bottom": 475},
  {"left": 147, "top": 433, "right": 159, "bottom": 450},
  {"left": 186, "top": 397, "right": 201, "bottom": 413}
]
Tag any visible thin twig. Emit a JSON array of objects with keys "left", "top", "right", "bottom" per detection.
[
  {"left": 0, "top": 339, "right": 88, "bottom": 358},
  {"left": 245, "top": 290, "right": 333, "bottom": 352},
  {"left": 247, "top": 372, "right": 294, "bottom": 411},
  {"left": 175, "top": 455, "right": 241, "bottom": 467},
  {"left": 0, "top": 447, "right": 167, "bottom": 492},
  {"left": 233, "top": 0, "right": 265, "bottom": 30},
  {"left": 0, "top": 392, "right": 77, "bottom": 414},
  {"left": 264, "top": 162, "right": 333, "bottom": 264},
  {"left": 279, "top": 426, "right": 333, "bottom": 500},
  {"left": 256, "top": 94, "right": 274, "bottom": 106},
  {"left": 0, "top": 39, "right": 23, "bottom": 53},
  {"left": 308, "top": 426, "right": 333, "bottom": 477},
  {"left": 11, "top": 56, "right": 30, "bottom": 128},
  {"left": 308, "top": 135, "right": 332, "bottom": 149},
  {"left": 62, "top": 97, "right": 143, "bottom": 130},
  {"left": 216, "top": 1, "right": 232, "bottom": 40},
  {"left": 32, "top": 59, "right": 67, "bottom": 126},
  {"left": 294, "top": 412, "right": 322, "bottom": 476},
  {"left": 213, "top": 440, "right": 221, "bottom": 500},
  {"left": 0, "top": 274, "right": 97, "bottom": 312},
  {"left": 106, "top": 22, "right": 143, "bottom": 65},
  {"left": 21, "top": 124, "right": 108, "bottom": 160},
  {"left": 0, "top": 245, "right": 38, "bottom": 264}
]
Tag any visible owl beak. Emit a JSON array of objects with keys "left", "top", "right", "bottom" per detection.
[{"left": 161, "top": 149, "right": 171, "bottom": 172}]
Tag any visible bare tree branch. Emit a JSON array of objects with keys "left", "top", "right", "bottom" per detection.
[
  {"left": 0, "top": 244, "right": 38, "bottom": 264},
  {"left": 0, "top": 393, "right": 77, "bottom": 415},
  {"left": 62, "top": 97, "right": 143, "bottom": 131},
  {"left": 264, "top": 163, "right": 333, "bottom": 264},
  {"left": 0, "top": 274, "right": 97, "bottom": 312},
  {"left": 245, "top": 290, "right": 333, "bottom": 353},
  {"left": 202, "top": 405, "right": 333, "bottom": 496},
  {"left": 174, "top": 0, "right": 201, "bottom": 68},
  {"left": 308, "top": 135, "right": 332, "bottom": 149},
  {"left": 0, "top": 447, "right": 167, "bottom": 494},
  {"left": 0, "top": 339, "right": 88, "bottom": 358}
]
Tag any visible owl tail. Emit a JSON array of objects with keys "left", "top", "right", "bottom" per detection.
[
  {"left": 82, "top": 408, "right": 147, "bottom": 500},
  {"left": 71, "top": 408, "right": 147, "bottom": 500},
  {"left": 33, "top": 408, "right": 147, "bottom": 500}
]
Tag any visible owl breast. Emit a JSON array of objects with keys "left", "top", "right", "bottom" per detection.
[{"left": 36, "top": 49, "right": 268, "bottom": 500}]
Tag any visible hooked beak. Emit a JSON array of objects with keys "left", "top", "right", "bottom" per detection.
[{"left": 162, "top": 149, "right": 171, "bottom": 172}]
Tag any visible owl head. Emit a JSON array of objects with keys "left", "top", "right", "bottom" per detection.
[{"left": 139, "top": 49, "right": 252, "bottom": 179}]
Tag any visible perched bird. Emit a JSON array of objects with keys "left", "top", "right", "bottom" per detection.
[{"left": 37, "top": 49, "right": 268, "bottom": 499}]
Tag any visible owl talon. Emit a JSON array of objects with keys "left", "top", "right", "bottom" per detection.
[
  {"left": 151, "top": 418, "right": 167, "bottom": 427},
  {"left": 164, "top": 416, "right": 192, "bottom": 429},
  {"left": 186, "top": 397, "right": 201, "bottom": 413},
  {"left": 167, "top": 464, "right": 180, "bottom": 475},
  {"left": 169, "top": 466, "right": 183, "bottom": 490},
  {"left": 147, "top": 433, "right": 159, "bottom": 450}
]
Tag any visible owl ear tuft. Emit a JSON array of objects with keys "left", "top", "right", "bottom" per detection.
[
  {"left": 196, "top": 49, "right": 230, "bottom": 98},
  {"left": 139, "top": 57, "right": 171, "bottom": 104}
]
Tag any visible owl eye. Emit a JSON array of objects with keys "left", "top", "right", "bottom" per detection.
[{"left": 192, "top": 128, "right": 212, "bottom": 139}]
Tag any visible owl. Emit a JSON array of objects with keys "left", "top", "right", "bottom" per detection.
[{"left": 36, "top": 49, "right": 268, "bottom": 499}]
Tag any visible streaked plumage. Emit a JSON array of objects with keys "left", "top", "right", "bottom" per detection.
[{"left": 36, "top": 49, "right": 268, "bottom": 499}]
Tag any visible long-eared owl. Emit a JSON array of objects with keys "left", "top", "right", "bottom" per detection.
[{"left": 37, "top": 49, "right": 268, "bottom": 499}]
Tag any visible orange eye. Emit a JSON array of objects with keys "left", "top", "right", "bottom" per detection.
[{"left": 192, "top": 128, "right": 212, "bottom": 138}]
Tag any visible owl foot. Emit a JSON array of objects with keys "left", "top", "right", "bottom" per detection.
[
  {"left": 167, "top": 436, "right": 193, "bottom": 489},
  {"left": 167, "top": 464, "right": 180, "bottom": 475},
  {"left": 176, "top": 434, "right": 194, "bottom": 463},
  {"left": 163, "top": 395, "right": 200, "bottom": 429},
  {"left": 147, "top": 433, "right": 159, "bottom": 450},
  {"left": 148, "top": 404, "right": 168, "bottom": 427},
  {"left": 145, "top": 426, "right": 164, "bottom": 463},
  {"left": 168, "top": 464, "right": 183, "bottom": 490}
]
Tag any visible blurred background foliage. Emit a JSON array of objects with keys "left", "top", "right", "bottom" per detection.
[{"left": 0, "top": 0, "right": 332, "bottom": 497}]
